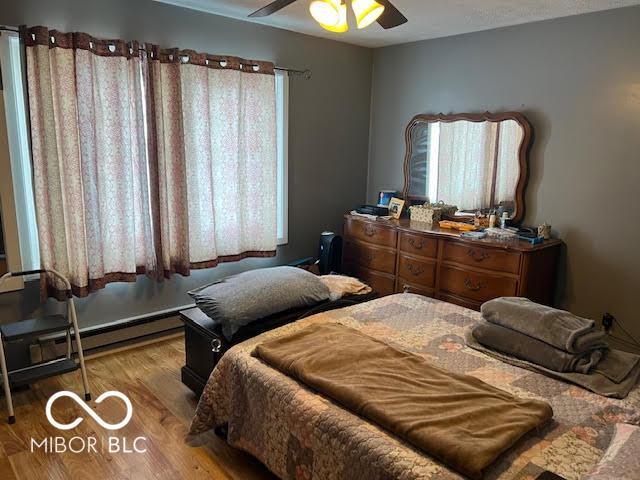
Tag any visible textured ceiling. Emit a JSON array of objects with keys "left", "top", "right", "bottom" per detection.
[{"left": 153, "top": 0, "right": 640, "bottom": 47}]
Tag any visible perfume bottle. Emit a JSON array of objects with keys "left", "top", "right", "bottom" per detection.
[
  {"left": 500, "top": 212, "right": 509, "bottom": 229},
  {"left": 489, "top": 211, "right": 497, "bottom": 229}
]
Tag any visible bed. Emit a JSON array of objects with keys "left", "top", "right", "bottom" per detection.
[{"left": 189, "top": 294, "right": 640, "bottom": 479}]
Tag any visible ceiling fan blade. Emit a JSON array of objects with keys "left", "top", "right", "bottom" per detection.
[
  {"left": 248, "top": 0, "right": 300, "bottom": 18},
  {"left": 376, "top": 0, "right": 408, "bottom": 29}
]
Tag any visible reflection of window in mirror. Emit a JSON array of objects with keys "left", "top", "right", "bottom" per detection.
[
  {"left": 414, "top": 120, "right": 523, "bottom": 214},
  {"left": 427, "top": 123, "right": 439, "bottom": 203},
  {"left": 0, "top": 29, "right": 41, "bottom": 292}
]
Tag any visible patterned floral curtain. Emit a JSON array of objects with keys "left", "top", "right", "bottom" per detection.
[
  {"left": 147, "top": 47, "right": 277, "bottom": 276},
  {"left": 24, "top": 27, "right": 278, "bottom": 298},
  {"left": 25, "top": 27, "right": 158, "bottom": 298}
]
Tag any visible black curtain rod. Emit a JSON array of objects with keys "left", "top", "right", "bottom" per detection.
[
  {"left": 275, "top": 67, "right": 312, "bottom": 79},
  {"left": 0, "top": 26, "right": 20, "bottom": 33}
]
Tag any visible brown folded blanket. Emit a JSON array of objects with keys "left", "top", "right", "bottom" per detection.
[
  {"left": 472, "top": 322, "right": 605, "bottom": 374},
  {"left": 254, "top": 323, "right": 553, "bottom": 480},
  {"left": 481, "top": 298, "right": 607, "bottom": 353}
]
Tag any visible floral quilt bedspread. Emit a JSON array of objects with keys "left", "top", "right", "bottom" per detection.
[{"left": 189, "top": 294, "right": 640, "bottom": 480}]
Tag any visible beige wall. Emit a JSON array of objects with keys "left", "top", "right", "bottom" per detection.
[{"left": 368, "top": 7, "right": 640, "bottom": 350}]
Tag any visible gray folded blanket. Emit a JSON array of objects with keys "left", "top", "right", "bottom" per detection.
[
  {"left": 472, "top": 323, "right": 605, "bottom": 374},
  {"left": 481, "top": 297, "right": 607, "bottom": 353},
  {"left": 465, "top": 330, "right": 640, "bottom": 399},
  {"left": 593, "top": 348, "right": 640, "bottom": 384}
]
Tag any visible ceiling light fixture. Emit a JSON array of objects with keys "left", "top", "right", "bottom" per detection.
[
  {"left": 352, "top": 0, "right": 385, "bottom": 29},
  {"left": 309, "top": 0, "right": 385, "bottom": 33},
  {"left": 309, "top": 0, "right": 348, "bottom": 33}
]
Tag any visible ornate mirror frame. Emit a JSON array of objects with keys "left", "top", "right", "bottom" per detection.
[{"left": 402, "top": 111, "right": 533, "bottom": 225}]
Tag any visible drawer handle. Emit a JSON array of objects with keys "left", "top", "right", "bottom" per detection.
[
  {"left": 464, "top": 277, "right": 485, "bottom": 292},
  {"left": 408, "top": 238, "right": 425, "bottom": 249},
  {"left": 467, "top": 248, "right": 489, "bottom": 262},
  {"left": 364, "top": 226, "right": 377, "bottom": 237},
  {"left": 211, "top": 338, "right": 222, "bottom": 353},
  {"left": 364, "top": 252, "right": 375, "bottom": 263},
  {"left": 407, "top": 263, "right": 425, "bottom": 276}
]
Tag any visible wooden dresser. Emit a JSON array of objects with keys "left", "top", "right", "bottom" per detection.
[{"left": 342, "top": 214, "right": 562, "bottom": 310}]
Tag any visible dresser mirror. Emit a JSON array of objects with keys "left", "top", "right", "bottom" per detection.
[{"left": 402, "top": 112, "right": 532, "bottom": 224}]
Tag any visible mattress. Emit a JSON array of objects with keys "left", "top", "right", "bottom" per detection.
[{"left": 189, "top": 294, "right": 640, "bottom": 480}]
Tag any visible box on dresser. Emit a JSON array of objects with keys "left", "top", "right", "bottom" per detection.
[{"left": 342, "top": 213, "right": 562, "bottom": 310}]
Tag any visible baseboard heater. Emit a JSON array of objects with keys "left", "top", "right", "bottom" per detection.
[{"left": 31, "top": 304, "right": 194, "bottom": 362}]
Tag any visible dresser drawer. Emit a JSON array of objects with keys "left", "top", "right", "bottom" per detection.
[
  {"left": 399, "top": 232, "right": 437, "bottom": 259},
  {"left": 345, "top": 264, "right": 395, "bottom": 296},
  {"left": 398, "top": 254, "right": 436, "bottom": 288},
  {"left": 345, "top": 218, "right": 397, "bottom": 248},
  {"left": 439, "top": 265, "right": 518, "bottom": 303},
  {"left": 437, "top": 293, "right": 481, "bottom": 311},
  {"left": 442, "top": 242, "right": 521, "bottom": 275},
  {"left": 396, "top": 280, "right": 435, "bottom": 298},
  {"left": 343, "top": 240, "right": 396, "bottom": 275}
]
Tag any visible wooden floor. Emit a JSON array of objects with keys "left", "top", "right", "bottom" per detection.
[{"left": 0, "top": 335, "right": 275, "bottom": 480}]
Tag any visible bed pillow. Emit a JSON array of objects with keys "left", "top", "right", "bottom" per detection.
[
  {"left": 582, "top": 423, "right": 640, "bottom": 480},
  {"left": 188, "top": 266, "right": 330, "bottom": 340}
]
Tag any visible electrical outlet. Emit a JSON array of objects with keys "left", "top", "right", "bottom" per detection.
[{"left": 602, "top": 313, "right": 615, "bottom": 332}]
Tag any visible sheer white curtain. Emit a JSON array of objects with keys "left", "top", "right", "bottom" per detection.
[
  {"left": 437, "top": 121, "right": 498, "bottom": 210},
  {"left": 149, "top": 49, "right": 277, "bottom": 275}
]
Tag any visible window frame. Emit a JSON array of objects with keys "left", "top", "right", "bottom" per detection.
[
  {"left": 275, "top": 69, "right": 289, "bottom": 246},
  {"left": 0, "top": 29, "right": 40, "bottom": 282}
]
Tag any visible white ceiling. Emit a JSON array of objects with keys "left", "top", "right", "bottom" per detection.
[{"left": 154, "top": 0, "right": 640, "bottom": 48}]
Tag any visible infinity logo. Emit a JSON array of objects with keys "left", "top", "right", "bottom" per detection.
[{"left": 46, "top": 391, "right": 133, "bottom": 431}]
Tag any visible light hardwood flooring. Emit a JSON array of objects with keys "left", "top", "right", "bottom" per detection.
[{"left": 0, "top": 335, "right": 275, "bottom": 479}]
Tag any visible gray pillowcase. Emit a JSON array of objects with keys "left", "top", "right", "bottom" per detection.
[{"left": 188, "top": 266, "right": 330, "bottom": 340}]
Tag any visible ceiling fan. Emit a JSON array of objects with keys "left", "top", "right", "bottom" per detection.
[{"left": 249, "top": 0, "right": 408, "bottom": 33}]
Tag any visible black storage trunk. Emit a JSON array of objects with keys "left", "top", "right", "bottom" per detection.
[{"left": 180, "top": 293, "right": 377, "bottom": 396}]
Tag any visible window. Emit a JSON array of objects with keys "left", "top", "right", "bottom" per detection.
[
  {"left": 1, "top": 30, "right": 290, "bottom": 282},
  {"left": 0, "top": 30, "right": 40, "bottom": 272},
  {"left": 275, "top": 69, "right": 289, "bottom": 245}
]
